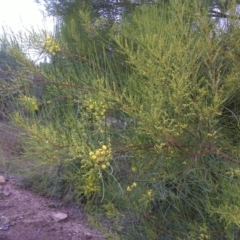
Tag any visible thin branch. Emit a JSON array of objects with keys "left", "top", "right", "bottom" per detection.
[{"left": 209, "top": 10, "right": 240, "bottom": 20}]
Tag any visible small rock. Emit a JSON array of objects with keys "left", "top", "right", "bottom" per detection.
[
  {"left": 0, "top": 176, "right": 5, "bottom": 185},
  {"left": 0, "top": 224, "right": 11, "bottom": 231},
  {"left": 33, "top": 228, "right": 41, "bottom": 237},
  {"left": 0, "top": 216, "right": 10, "bottom": 225},
  {"left": 3, "top": 186, "right": 11, "bottom": 197},
  {"left": 0, "top": 225, "right": 9, "bottom": 231},
  {"left": 51, "top": 212, "right": 68, "bottom": 222}
]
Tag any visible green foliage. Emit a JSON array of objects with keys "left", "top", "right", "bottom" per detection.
[{"left": 4, "top": 0, "right": 240, "bottom": 239}]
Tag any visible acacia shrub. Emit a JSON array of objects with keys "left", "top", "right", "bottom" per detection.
[{"left": 7, "top": 1, "right": 240, "bottom": 239}]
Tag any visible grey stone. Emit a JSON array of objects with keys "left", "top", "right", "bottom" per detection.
[{"left": 51, "top": 212, "right": 68, "bottom": 222}]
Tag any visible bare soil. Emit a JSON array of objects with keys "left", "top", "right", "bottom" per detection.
[{"left": 0, "top": 122, "right": 104, "bottom": 240}]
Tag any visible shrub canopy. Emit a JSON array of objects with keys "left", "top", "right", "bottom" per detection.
[{"left": 2, "top": 0, "right": 240, "bottom": 239}]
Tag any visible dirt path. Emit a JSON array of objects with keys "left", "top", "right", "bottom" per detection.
[{"left": 0, "top": 174, "right": 104, "bottom": 240}]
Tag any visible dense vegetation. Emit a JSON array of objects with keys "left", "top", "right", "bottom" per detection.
[{"left": 1, "top": 0, "right": 240, "bottom": 239}]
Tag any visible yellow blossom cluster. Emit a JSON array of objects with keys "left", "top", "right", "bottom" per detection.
[
  {"left": 138, "top": 188, "right": 154, "bottom": 208},
  {"left": 147, "top": 189, "right": 153, "bottom": 197},
  {"left": 227, "top": 168, "right": 240, "bottom": 177},
  {"left": 199, "top": 233, "right": 210, "bottom": 240},
  {"left": 127, "top": 182, "right": 137, "bottom": 191},
  {"left": 89, "top": 144, "right": 111, "bottom": 169},
  {"left": 44, "top": 36, "right": 61, "bottom": 55},
  {"left": 84, "top": 98, "right": 107, "bottom": 120},
  {"left": 84, "top": 172, "right": 100, "bottom": 194},
  {"left": 20, "top": 95, "right": 38, "bottom": 112},
  {"left": 131, "top": 166, "right": 137, "bottom": 172}
]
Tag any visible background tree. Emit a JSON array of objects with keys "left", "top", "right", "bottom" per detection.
[{"left": 36, "top": 0, "right": 240, "bottom": 21}]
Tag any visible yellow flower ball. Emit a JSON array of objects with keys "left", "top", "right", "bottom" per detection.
[
  {"left": 131, "top": 167, "right": 136, "bottom": 172},
  {"left": 147, "top": 190, "right": 153, "bottom": 197},
  {"left": 95, "top": 150, "right": 101, "bottom": 157},
  {"left": 131, "top": 182, "right": 137, "bottom": 188},
  {"left": 102, "top": 145, "right": 107, "bottom": 150},
  {"left": 91, "top": 155, "right": 97, "bottom": 160},
  {"left": 101, "top": 164, "right": 107, "bottom": 169}
]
